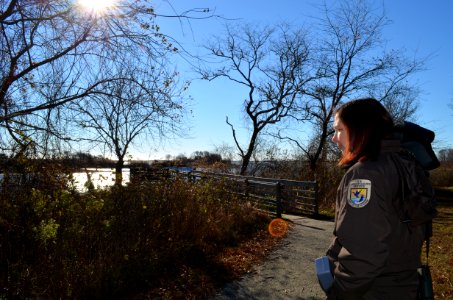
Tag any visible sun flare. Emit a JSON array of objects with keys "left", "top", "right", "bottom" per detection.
[{"left": 78, "top": 0, "right": 116, "bottom": 13}]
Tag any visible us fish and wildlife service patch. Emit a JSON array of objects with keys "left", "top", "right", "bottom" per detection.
[{"left": 348, "top": 179, "right": 372, "bottom": 208}]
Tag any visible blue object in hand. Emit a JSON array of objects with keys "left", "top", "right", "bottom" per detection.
[{"left": 315, "top": 256, "right": 334, "bottom": 292}]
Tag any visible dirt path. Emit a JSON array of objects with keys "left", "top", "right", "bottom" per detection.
[{"left": 212, "top": 215, "right": 335, "bottom": 300}]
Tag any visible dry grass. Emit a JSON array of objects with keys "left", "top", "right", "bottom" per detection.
[
  {"left": 215, "top": 228, "right": 286, "bottom": 278},
  {"left": 430, "top": 187, "right": 453, "bottom": 299},
  {"left": 1, "top": 171, "right": 287, "bottom": 299},
  {"left": 142, "top": 224, "right": 287, "bottom": 299}
]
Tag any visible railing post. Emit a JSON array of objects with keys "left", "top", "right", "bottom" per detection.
[
  {"left": 276, "top": 181, "right": 283, "bottom": 218},
  {"left": 244, "top": 179, "right": 249, "bottom": 197},
  {"left": 313, "top": 181, "right": 319, "bottom": 216}
]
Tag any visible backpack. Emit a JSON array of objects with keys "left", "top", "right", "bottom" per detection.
[
  {"left": 391, "top": 151, "right": 437, "bottom": 228},
  {"left": 393, "top": 121, "right": 440, "bottom": 171},
  {"left": 391, "top": 122, "right": 439, "bottom": 299},
  {"left": 391, "top": 121, "right": 439, "bottom": 228}
]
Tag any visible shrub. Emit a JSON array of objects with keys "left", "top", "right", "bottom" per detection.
[
  {"left": 0, "top": 169, "right": 270, "bottom": 298},
  {"left": 429, "top": 165, "right": 453, "bottom": 187}
]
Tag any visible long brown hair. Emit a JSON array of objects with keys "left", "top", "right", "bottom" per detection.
[{"left": 336, "top": 98, "right": 394, "bottom": 166}]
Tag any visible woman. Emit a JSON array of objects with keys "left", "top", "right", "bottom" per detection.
[{"left": 326, "top": 98, "right": 425, "bottom": 299}]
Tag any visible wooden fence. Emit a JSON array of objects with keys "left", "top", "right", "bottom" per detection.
[{"left": 167, "top": 170, "right": 318, "bottom": 217}]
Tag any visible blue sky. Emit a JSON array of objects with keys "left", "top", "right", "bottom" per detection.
[{"left": 134, "top": 0, "right": 453, "bottom": 160}]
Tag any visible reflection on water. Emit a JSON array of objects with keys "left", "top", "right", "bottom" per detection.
[
  {"left": 71, "top": 168, "right": 130, "bottom": 192},
  {"left": 0, "top": 168, "right": 130, "bottom": 193}
]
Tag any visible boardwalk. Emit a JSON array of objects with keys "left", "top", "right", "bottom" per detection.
[{"left": 212, "top": 215, "right": 335, "bottom": 300}]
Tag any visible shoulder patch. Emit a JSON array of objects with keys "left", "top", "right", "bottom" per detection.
[{"left": 347, "top": 179, "right": 372, "bottom": 208}]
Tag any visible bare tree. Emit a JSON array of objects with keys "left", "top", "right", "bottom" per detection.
[
  {"left": 213, "top": 142, "right": 236, "bottom": 163},
  {"left": 71, "top": 59, "right": 187, "bottom": 184},
  {"left": 199, "top": 24, "right": 312, "bottom": 175},
  {"left": 279, "top": 0, "right": 423, "bottom": 172},
  {"left": 0, "top": 0, "right": 198, "bottom": 155},
  {"left": 438, "top": 148, "right": 453, "bottom": 163}
]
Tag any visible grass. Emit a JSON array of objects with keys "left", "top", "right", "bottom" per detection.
[
  {"left": 145, "top": 228, "right": 286, "bottom": 299},
  {"left": 0, "top": 170, "right": 288, "bottom": 299},
  {"left": 430, "top": 187, "right": 453, "bottom": 299}
]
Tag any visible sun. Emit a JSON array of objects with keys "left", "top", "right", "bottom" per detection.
[
  {"left": 78, "top": 0, "right": 116, "bottom": 13},
  {"left": 268, "top": 218, "right": 288, "bottom": 237}
]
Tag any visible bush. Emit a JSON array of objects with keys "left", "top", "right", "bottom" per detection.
[
  {"left": 0, "top": 170, "right": 270, "bottom": 298},
  {"left": 429, "top": 165, "right": 453, "bottom": 187}
]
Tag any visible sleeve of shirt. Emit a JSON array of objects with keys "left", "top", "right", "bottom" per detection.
[{"left": 330, "top": 164, "right": 393, "bottom": 297}]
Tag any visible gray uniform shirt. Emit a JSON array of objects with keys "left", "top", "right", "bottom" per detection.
[{"left": 326, "top": 140, "right": 424, "bottom": 299}]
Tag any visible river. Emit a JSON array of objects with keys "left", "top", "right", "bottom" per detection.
[
  {"left": 71, "top": 168, "right": 130, "bottom": 192},
  {"left": 0, "top": 168, "right": 130, "bottom": 193}
]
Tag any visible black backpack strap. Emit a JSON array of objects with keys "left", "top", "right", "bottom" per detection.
[{"left": 389, "top": 152, "right": 412, "bottom": 225}]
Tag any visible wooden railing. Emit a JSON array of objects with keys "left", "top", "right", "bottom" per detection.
[{"left": 168, "top": 170, "right": 318, "bottom": 217}]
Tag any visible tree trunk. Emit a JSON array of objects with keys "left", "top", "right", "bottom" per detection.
[
  {"left": 239, "top": 131, "right": 258, "bottom": 175},
  {"left": 115, "top": 159, "right": 124, "bottom": 186}
]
